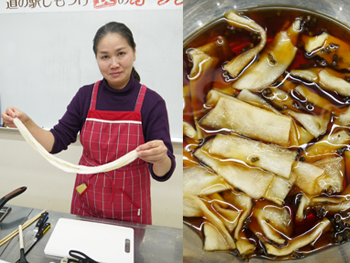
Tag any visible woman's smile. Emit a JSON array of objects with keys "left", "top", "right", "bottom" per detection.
[{"left": 110, "top": 71, "right": 122, "bottom": 77}]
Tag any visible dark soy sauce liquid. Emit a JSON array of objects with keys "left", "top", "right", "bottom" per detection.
[{"left": 184, "top": 6, "right": 350, "bottom": 261}]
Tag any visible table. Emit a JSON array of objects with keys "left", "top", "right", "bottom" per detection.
[{"left": 0, "top": 205, "right": 182, "bottom": 263}]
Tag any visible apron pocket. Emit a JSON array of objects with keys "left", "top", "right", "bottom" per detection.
[{"left": 77, "top": 180, "right": 116, "bottom": 219}]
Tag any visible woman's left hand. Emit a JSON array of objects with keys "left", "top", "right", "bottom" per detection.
[
  {"left": 136, "top": 140, "right": 171, "bottom": 177},
  {"left": 136, "top": 140, "right": 168, "bottom": 164}
]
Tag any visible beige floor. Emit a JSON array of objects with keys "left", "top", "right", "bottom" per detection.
[{"left": 0, "top": 128, "right": 182, "bottom": 229}]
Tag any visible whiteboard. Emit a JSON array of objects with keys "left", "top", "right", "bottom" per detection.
[{"left": 0, "top": 9, "right": 182, "bottom": 141}]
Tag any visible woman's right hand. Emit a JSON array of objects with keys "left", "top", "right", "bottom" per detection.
[
  {"left": 1, "top": 106, "right": 54, "bottom": 152},
  {"left": 1, "top": 107, "right": 28, "bottom": 128}
]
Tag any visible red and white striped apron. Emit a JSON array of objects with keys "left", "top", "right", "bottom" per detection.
[{"left": 71, "top": 80, "right": 152, "bottom": 225}]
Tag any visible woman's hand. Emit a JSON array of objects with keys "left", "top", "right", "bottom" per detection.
[
  {"left": 1, "top": 107, "right": 28, "bottom": 128},
  {"left": 136, "top": 140, "right": 172, "bottom": 177},
  {"left": 1, "top": 106, "right": 55, "bottom": 152}
]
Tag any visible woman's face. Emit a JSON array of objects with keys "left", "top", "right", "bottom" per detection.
[{"left": 96, "top": 33, "right": 136, "bottom": 90}]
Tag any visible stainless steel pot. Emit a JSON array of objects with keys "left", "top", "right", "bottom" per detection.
[
  {"left": 183, "top": 0, "right": 350, "bottom": 262},
  {"left": 184, "top": 0, "right": 350, "bottom": 40}
]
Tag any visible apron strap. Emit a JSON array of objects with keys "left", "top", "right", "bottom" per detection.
[
  {"left": 134, "top": 85, "right": 147, "bottom": 112},
  {"left": 89, "top": 80, "right": 101, "bottom": 110}
]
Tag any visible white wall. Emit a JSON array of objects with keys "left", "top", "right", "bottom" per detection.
[
  {"left": 0, "top": 128, "right": 182, "bottom": 229},
  {"left": 0, "top": 9, "right": 183, "bottom": 140}
]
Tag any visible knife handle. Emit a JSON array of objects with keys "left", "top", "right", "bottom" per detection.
[
  {"left": 34, "top": 212, "right": 49, "bottom": 233},
  {"left": 24, "top": 222, "right": 51, "bottom": 257},
  {"left": 35, "top": 222, "right": 51, "bottom": 240},
  {"left": 0, "top": 186, "right": 27, "bottom": 210}
]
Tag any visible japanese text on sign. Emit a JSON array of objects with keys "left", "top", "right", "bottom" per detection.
[
  {"left": 5, "top": 0, "right": 182, "bottom": 12},
  {"left": 6, "top": 0, "right": 88, "bottom": 9}
]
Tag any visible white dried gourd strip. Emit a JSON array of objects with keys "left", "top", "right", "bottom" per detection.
[
  {"left": 303, "top": 32, "right": 350, "bottom": 70},
  {"left": 188, "top": 48, "right": 217, "bottom": 81},
  {"left": 265, "top": 218, "right": 330, "bottom": 256},
  {"left": 194, "top": 145, "right": 274, "bottom": 200},
  {"left": 290, "top": 69, "right": 319, "bottom": 82},
  {"left": 303, "top": 130, "right": 350, "bottom": 162},
  {"left": 296, "top": 194, "right": 310, "bottom": 222},
  {"left": 183, "top": 165, "right": 231, "bottom": 196},
  {"left": 321, "top": 200, "right": 350, "bottom": 212},
  {"left": 287, "top": 110, "right": 330, "bottom": 138},
  {"left": 201, "top": 92, "right": 292, "bottom": 147},
  {"left": 188, "top": 38, "right": 234, "bottom": 121},
  {"left": 311, "top": 196, "right": 347, "bottom": 205},
  {"left": 14, "top": 117, "right": 138, "bottom": 174},
  {"left": 294, "top": 84, "right": 334, "bottom": 113},
  {"left": 222, "top": 190, "right": 255, "bottom": 255},
  {"left": 212, "top": 203, "right": 240, "bottom": 233},
  {"left": 309, "top": 179, "right": 350, "bottom": 212},
  {"left": 293, "top": 162, "right": 325, "bottom": 196},
  {"left": 291, "top": 68, "right": 350, "bottom": 98},
  {"left": 233, "top": 197, "right": 255, "bottom": 255},
  {"left": 264, "top": 172, "right": 297, "bottom": 206},
  {"left": 223, "top": 11, "right": 267, "bottom": 78},
  {"left": 204, "top": 89, "right": 233, "bottom": 108},
  {"left": 313, "top": 157, "right": 344, "bottom": 195},
  {"left": 319, "top": 68, "right": 350, "bottom": 96},
  {"left": 338, "top": 106, "right": 350, "bottom": 126},
  {"left": 209, "top": 134, "right": 297, "bottom": 179},
  {"left": 232, "top": 21, "right": 300, "bottom": 92},
  {"left": 203, "top": 223, "right": 231, "bottom": 251},
  {"left": 183, "top": 121, "right": 199, "bottom": 141},
  {"left": 188, "top": 47, "right": 218, "bottom": 121},
  {"left": 183, "top": 193, "right": 236, "bottom": 249},
  {"left": 263, "top": 87, "right": 296, "bottom": 111},
  {"left": 255, "top": 205, "right": 293, "bottom": 245},
  {"left": 237, "top": 89, "right": 282, "bottom": 115},
  {"left": 303, "top": 32, "right": 328, "bottom": 53},
  {"left": 183, "top": 193, "right": 202, "bottom": 217},
  {"left": 290, "top": 119, "right": 314, "bottom": 146}
]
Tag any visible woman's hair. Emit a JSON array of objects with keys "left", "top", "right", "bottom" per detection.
[{"left": 93, "top": 21, "right": 140, "bottom": 82}]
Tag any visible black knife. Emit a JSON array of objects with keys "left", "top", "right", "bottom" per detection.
[
  {"left": 0, "top": 186, "right": 27, "bottom": 210},
  {"left": 26, "top": 222, "right": 51, "bottom": 256},
  {"left": 33, "top": 211, "right": 49, "bottom": 233}
]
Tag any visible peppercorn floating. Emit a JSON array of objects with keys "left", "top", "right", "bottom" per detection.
[{"left": 184, "top": 7, "right": 350, "bottom": 261}]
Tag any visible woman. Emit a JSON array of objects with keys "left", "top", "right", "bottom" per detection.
[{"left": 1, "top": 22, "right": 175, "bottom": 225}]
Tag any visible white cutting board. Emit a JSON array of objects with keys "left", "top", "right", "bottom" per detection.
[{"left": 44, "top": 218, "right": 134, "bottom": 263}]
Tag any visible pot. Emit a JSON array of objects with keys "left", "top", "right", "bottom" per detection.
[{"left": 183, "top": 0, "right": 350, "bottom": 262}]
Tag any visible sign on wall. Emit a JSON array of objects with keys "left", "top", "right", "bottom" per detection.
[{"left": 3, "top": 0, "right": 182, "bottom": 13}]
